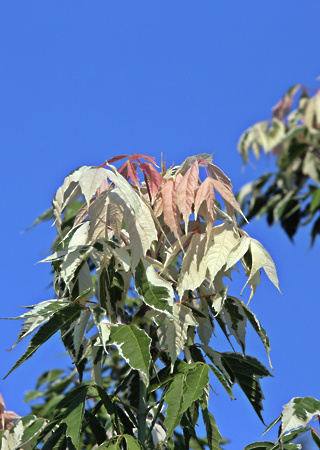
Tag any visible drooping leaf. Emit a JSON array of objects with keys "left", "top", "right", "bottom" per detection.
[
  {"left": 221, "top": 352, "right": 272, "bottom": 423},
  {"left": 177, "top": 232, "right": 207, "bottom": 298},
  {"left": 156, "top": 303, "right": 198, "bottom": 367},
  {"left": 62, "top": 385, "right": 89, "bottom": 448},
  {"left": 201, "top": 408, "right": 223, "bottom": 450},
  {"left": 205, "top": 223, "right": 240, "bottom": 282},
  {"left": 140, "top": 161, "right": 163, "bottom": 200},
  {"left": 108, "top": 324, "right": 151, "bottom": 385},
  {"left": 175, "top": 161, "right": 199, "bottom": 231},
  {"left": 4, "top": 303, "right": 83, "bottom": 378},
  {"left": 163, "top": 373, "right": 184, "bottom": 438},
  {"left": 78, "top": 167, "right": 109, "bottom": 207},
  {"left": 246, "top": 238, "right": 281, "bottom": 293},
  {"left": 194, "top": 177, "right": 216, "bottom": 225},
  {"left": 161, "top": 179, "right": 181, "bottom": 238}
]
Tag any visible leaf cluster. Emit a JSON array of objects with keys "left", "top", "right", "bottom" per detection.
[{"left": 238, "top": 84, "right": 320, "bottom": 244}]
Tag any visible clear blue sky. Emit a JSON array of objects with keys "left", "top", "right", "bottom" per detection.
[{"left": 1, "top": 2, "right": 319, "bottom": 449}]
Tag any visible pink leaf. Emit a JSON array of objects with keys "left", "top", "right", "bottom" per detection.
[
  {"left": 161, "top": 179, "right": 180, "bottom": 238},
  {"left": 106, "top": 154, "right": 130, "bottom": 164},
  {"left": 129, "top": 153, "right": 157, "bottom": 164},
  {"left": 208, "top": 163, "right": 233, "bottom": 191},
  {"left": 194, "top": 177, "right": 216, "bottom": 222},
  {"left": 118, "top": 160, "right": 140, "bottom": 185},
  {"left": 175, "top": 161, "right": 199, "bottom": 230},
  {"left": 140, "top": 162, "right": 163, "bottom": 199}
]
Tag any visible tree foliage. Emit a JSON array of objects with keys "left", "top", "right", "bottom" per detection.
[
  {"left": 238, "top": 83, "right": 320, "bottom": 245},
  {"left": 2, "top": 147, "right": 320, "bottom": 449}
]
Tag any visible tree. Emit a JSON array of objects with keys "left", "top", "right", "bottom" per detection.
[
  {"left": 237, "top": 83, "right": 320, "bottom": 245},
  {"left": 1, "top": 154, "right": 319, "bottom": 449}
]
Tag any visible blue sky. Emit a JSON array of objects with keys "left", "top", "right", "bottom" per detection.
[{"left": 1, "top": 2, "right": 320, "bottom": 448}]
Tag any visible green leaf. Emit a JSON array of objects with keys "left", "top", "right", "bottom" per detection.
[
  {"left": 208, "top": 364, "right": 233, "bottom": 399},
  {"left": 109, "top": 324, "right": 151, "bottom": 385},
  {"left": 135, "top": 259, "right": 173, "bottom": 314},
  {"left": 62, "top": 385, "right": 89, "bottom": 448},
  {"left": 221, "top": 353, "right": 272, "bottom": 423},
  {"left": 4, "top": 303, "right": 83, "bottom": 378},
  {"left": 181, "top": 364, "right": 210, "bottom": 412},
  {"left": 123, "top": 435, "right": 142, "bottom": 448},
  {"left": 164, "top": 373, "right": 185, "bottom": 438},
  {"left": 201, "top": 408, "right": 223, "bottom": 450},
  {"left": 311, "top": 429, "right": 320, "bottom": 448},
  {"left": 243, "top": 443, "right": 274, "bottom": 450},
  {"left": 311, "top": 188, "right": 320, "bottom": 213},
  {"left": 17, "top": 417, "right": 46, "bottom": 448}
]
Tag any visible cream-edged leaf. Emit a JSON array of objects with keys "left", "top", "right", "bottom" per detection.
[
  {"left": 135, "top": 259, "right": 174, "bottom": 314},
  {"left": 280, "top": 397, "right": 320, "bottom": 436},
  {"left": 157, "top": 303, "right": 198, "bottom": 368},
  {"left": 248, "top": 238, "right": 280, "bottom": 292},
  {"left": 108, "top": 324, "right": 151, "bottom": 385},
  {"left": 78, "top": 167, "right": 109, "bottom": 207},
  {"left": 205, "top": 223, "right": 240, "bottom": 282},
  {"left": 226, "top": 235, "right": 250, "bottom": 270},
  {"left": 177, "top": 233, "right": 207, "bottom": 298},
  {"left": 53, "top": 166, "right": 90, "bottom": 234}
]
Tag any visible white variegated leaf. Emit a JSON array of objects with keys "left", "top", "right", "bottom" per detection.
[
  {"left": 225, "top": 235, "right": 250, "bottom": 270},
  {"left": 177, "top": 233, "right": 207, "bottom": 299},
  {"left": 280, "top": 397, "right": 320, "bottom": 436},
  {"left": 78, "top": 167, "right": 109, "bottom": 206},
  {"left": 53, "top": 166, "right": 91, "bottom": 234},
  {"left": 205, "top": 223, "right": 240, "bottom": 282},
  {"left": 157, "top": 303, "right": 198, "bottom": 368},
  {"left": 247, "top": 238, "right": 280, "bottom": 292}
]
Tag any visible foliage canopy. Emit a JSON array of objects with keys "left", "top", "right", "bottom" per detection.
[{"left": 2, "top": 122, "right": 320, "bottom": 448}]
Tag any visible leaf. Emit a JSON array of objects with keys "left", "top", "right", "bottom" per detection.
[
  {"left": 108, "top": 324, "right": 151, "bottom": 385},
  {"left": 156, "top": 303, "right": 198, "bottom": 367},
  {"left": 13, "top": 417, "right": 46, "bottom": 449},
  {"left": 181, "top": 364, "right": 210, "bottom": 413},
  {"left": 78, "top": 167, "right": 109, "bottom": 206},
  {"left": 134, "top": 259, "right": 174, "bottom": 314},
  {"left": 247, "top": 238, "right": 281, "bottom": 293},
  {"left": 177, "top": 232, "right": 207, "bottom": 298},
  {"left": 88, "top": 190, "right": 110, "bottom": 242},
  {"left": 194, "top": 177, "right": 216, "bottom": 224},
  {"left": 175, "top": 161, "right": 199, "bottom": 231},
  {"left": 4, "top": 303, "right": 83, "bottom": 378},
  {"left": 118, "top": 160, "right": 140, "bottom": 185},
  {"left": 225, "top": 235, "right": 251, "bottom": 270},
  {"left": 163, "top": 373, "right": 184, "bottom": 438},
  {"left": 62, "top": 385, "right": 89, "bottom": 448},
  {"left": 123, "top": 434, "right": 142, "bottom": 449},
  {"left": 201, "top": 408, "right": 223, "bottom": 450},
  {"left": 230, "top": 297, "right": 272, "bottom": 368},
  {"left": 205, "top": 223, "right": 240, "bottom": 282},
  {"left": 140, "top": 162, "right": 163, "bottom": 199},
  {"left": 221, "top": 353, "right": 272, "bottom": 423},
  {"left": 243, "top": 443, "right": 274, "bottom": 450},
  {"left": 280, "top": 397, "right": 320, "bottom": 436},
  {"left": 161, "top": 179, "right": 181, "bottom": 238},
  {"left": 311, "top": 429, "right": 320, "bottom": 448},
  {"left": 53, "top": 166, "right": 89, "bottom": 234}
]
